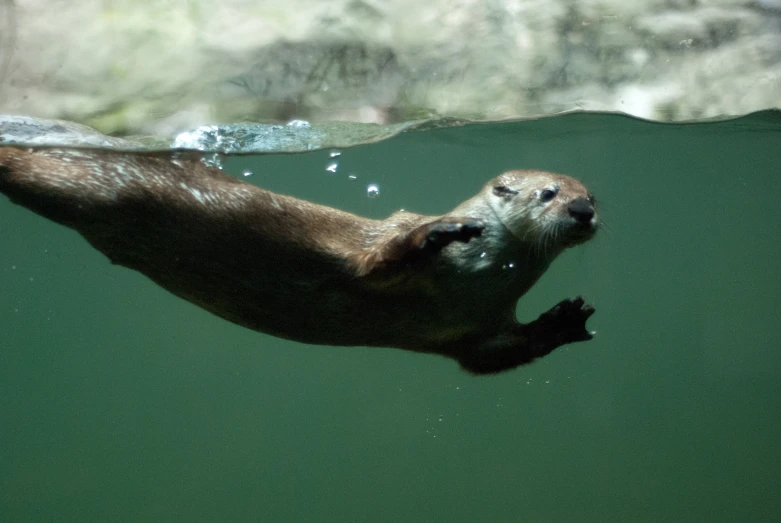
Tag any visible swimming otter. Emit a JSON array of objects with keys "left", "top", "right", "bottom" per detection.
[{"left": 0, "top": 147, "right": 598, "bottom": 374}]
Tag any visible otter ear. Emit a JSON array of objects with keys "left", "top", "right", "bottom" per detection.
[{"left": 493, "top": 185, "right": 518, "bottom": 199}]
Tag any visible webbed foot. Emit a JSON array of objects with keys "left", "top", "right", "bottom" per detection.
[
  {"left": 535, "top": 296, "right": 595, "bottom": 345},
  {"left": 423, "top": 218, "right": 485, "bottom": 248}
]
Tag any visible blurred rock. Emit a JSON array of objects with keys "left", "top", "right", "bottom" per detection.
[{"left": 0, "top": 0, "right": 778, "bottom": 136}]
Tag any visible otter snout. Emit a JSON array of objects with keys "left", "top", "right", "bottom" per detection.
[{"left": 567, "top": 197, "right": 595, "bottom": 225}]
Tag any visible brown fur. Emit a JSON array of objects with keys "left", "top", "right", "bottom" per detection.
[{"left": 0, "top": 147, "right": 599, "bottom": 374}]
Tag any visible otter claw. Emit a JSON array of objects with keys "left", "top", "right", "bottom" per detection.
[
  {"left": 537, "top": 296, "right": 596, "bottom": 344},
  {"left": 426, "top": 219, "right": 485, "bottom": 247}
]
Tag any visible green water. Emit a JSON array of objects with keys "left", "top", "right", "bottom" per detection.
[{"left": 1, "top": 112, "right": 780, "bottom": 522}]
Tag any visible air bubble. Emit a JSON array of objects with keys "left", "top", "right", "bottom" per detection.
[
  {"left": 242, "top": 170, "right": 253, "bottom": 177},
  {"left": 326, "top": 162, "right": 338, "bottom": 173},
  {"left": 329, "top": 150, "right": 342, "bottom": 158},
  {"left": 201, "top": 153, "right": 223, "bottom": 169},
  {"left": 367, "top": 184, "right": 380, "bottom": 198}
]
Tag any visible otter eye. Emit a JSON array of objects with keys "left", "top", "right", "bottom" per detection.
[{"left": 539, "top": 188, "right": 557, "bottom": 202}]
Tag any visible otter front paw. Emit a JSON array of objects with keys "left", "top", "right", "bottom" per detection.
[
  {"left": 537, "top": 296, "right": 595, "bottom": 344},
  {"left": 424, "top": 218, "right": 485, "bottom": 248}
]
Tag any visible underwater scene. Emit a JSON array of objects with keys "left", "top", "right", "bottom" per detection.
[{"left": 1, "top": 111, "right": 780, "bottom": 522}]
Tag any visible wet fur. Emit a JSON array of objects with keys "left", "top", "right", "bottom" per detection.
[{"left": 0, "top": 147, "right": 598, "bottom": 374}]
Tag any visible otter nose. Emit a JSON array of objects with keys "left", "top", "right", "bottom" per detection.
[{"left": 568, "top": 198, "right": 595, "bottom": 224}]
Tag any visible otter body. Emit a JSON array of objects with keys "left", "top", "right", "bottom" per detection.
[{"left": 0, "top": 148, "right": 598, "bottom": 374}]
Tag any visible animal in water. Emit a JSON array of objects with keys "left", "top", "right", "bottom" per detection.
[{"left": 0, "top": 147, "right": 599, "bottom": 374}]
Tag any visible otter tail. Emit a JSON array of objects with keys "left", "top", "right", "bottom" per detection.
[{"left": 0, "top": 147, "right": 120, "bottom": 229}]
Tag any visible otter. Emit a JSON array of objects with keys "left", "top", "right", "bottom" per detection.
[{"left": 0, "top": 147, "right": 598, "bottom": 374}]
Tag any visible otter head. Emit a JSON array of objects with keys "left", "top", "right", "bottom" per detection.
[{"left": 486, "top": 169, "right": 598, "bottom": 256}]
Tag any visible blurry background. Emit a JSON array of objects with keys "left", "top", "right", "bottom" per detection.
[{"left": 0, "top": 0, "right": 780, "bottom": 138}]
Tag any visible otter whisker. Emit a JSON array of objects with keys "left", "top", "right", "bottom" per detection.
[{"left": 521, "top": 222, "right": 542, "bottom": 244}]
